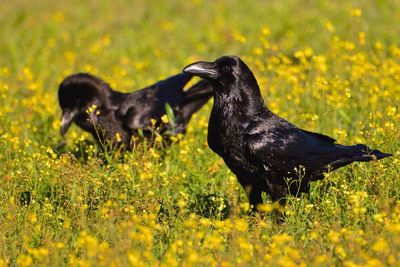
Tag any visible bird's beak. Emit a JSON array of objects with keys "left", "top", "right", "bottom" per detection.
[
  {"left": 183, "top": 61, "right": 219, "bottom": 80},
  {"left": 60, "top": 109, "right": 78, "bottom": 136}
]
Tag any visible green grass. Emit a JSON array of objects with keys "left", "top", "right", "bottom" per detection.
[{"left": 0, "top": 0, "right": 399, "bottom": 266}]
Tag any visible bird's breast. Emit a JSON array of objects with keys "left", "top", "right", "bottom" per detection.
[
  {"left": 208, "top": 111, "right": 247, "bottom": 161},
  {"left": 207, "top": 108, "right": 262, "bottom": 176}
]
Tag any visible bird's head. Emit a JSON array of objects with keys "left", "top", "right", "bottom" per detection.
[
  {"left": 184, "top": 56, "right": 265, "bottom": 114},
  {"left": 58, "top": 73, "right": 112, "bottom": 135},
  {"left": 183, "top": 55, "right": 259, "bottom": 93}
]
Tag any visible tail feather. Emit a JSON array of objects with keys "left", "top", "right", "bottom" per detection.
[
  {"left": 351, "top": 144, "right": 392, "bottom": 160},
  {"left": 180, "top": 80, "right": 213, "bottom": 121},
  {"left": 168, "top": 80, "right": 213, "bottom": 135},
  {"left": 329, "top": 144, "right": 392, "bottom": 170},
  {"left": 184, "top": 80, "right": 214, "bottom": 100},
  {"left": 156, "top": 73, "right": 193, "bottom": 92},
  {"left": 153, "top": 73, "right": 194, "bottom": 104}
]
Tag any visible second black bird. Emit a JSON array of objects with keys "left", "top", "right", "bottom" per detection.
[
  {"left": 184, "top": 55, "right": 392, "bottom": 210},
  {"left": 58, "top": 72, "right": 213, "bottom": 148}
]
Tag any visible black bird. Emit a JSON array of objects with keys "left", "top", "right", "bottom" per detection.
[
  {"left": 183, "top": 55, "right": 392, "bottom": 210},
  {"left": 58, "top": 72, "right": 213, "bottom": 148}
]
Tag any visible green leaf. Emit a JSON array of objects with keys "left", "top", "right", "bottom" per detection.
[
  {"left": 338, "top": 109, "right": 352, "bottom": 124},
  {"left": 165, "top": 103, "right": 176, "bottom": 130}
]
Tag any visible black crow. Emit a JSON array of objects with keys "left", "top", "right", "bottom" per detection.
[
  {"left": 58, "top": 72, "right": 213, "bottom": 148},
  {"left": 183, "top": 55, "right": 392, "bottom": 210}
]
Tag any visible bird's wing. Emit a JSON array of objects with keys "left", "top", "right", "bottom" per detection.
[
  {"left": 245, "top": 115, "right": 340, "bottom": 175},
  {"left": 113, "top": 73, "right": 193, "bottom": 131},
  {"left": 114, "top": 90, "right": 159, "bottom": 130},
  {"left": 300, "top": 129, "right": 336, "bottom": 143}
]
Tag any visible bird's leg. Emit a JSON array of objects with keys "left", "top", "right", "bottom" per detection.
[
  {"left": 263, "top": 177, "right": 288, "bottom": 222},
  {"left": 241, "top": 182, "right": 263, "bottom": 212}
]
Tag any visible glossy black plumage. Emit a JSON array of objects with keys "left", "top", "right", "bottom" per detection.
[
  {"left": 183, "top": 55, "right": 392, "bottom": 210},
  {"left": 58, "top": 72, "right": 213, "bottom": 148}
]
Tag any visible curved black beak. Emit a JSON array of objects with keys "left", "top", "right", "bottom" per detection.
[
  {"left": 183, "top": 61, "right": 219, "bottom": 80},
  {"left": 60, "top": 109, "right": 77, "bottom": 136}
]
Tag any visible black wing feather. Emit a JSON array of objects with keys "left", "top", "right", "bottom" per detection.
[{"left": 245, "top": 115, "right": 341, "bottom": 174}]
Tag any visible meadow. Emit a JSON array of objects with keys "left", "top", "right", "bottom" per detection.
[{"left": 0, "top": 0, "right": 399, "bottom": 266}]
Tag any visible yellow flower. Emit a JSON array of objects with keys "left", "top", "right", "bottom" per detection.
[
  {"left": 204, "top": 235, "right": 223, "bottom": 249},
  {"left": 324, "top": 21, "right": 335, "bottom": 33},
  {"left": 365, "top": 259, "right": 383, "bottom": 267},
  {"left": 52, "top": 11, "right": 65, "bottom": 22},
  {"left": 328, "top": 230, "right": 340, "bottom": 243},
  {"left": 314, "top": 255, "right": 328, "bottom": 264},
  {"left": 86, "top": 104, "right": 98, "bottom": 114},
  {"left": 155, "top": 134, "right": 163, "bottom": 143},
  {"left": 0, "top": 259, "right": 8, "bottom": 267},
  {"left": 28, "top": 213, "right": 37, "bottom": 223},
  {"left": 358, "top": 32, "right": 366, "bottom": 45},
  {"left": 28, "top": 247, "right": 49, "bottom": 261},
  {"left": 252, "top": 47, "right": 263, "bottom": 56},
  {"left": 127, "top": 251, "right": 145, "bottom": 266},
  {"left": 350, "top": 8, "right": 362, "bottom": 17},
  {"left": 234, "top": 219, "right": 248, "bottom": 232},
  {"left": 115, "top": 132, "right": 122, "bottom": 142},
  {"left": 232, "top": 30, "right": 247, "bottom": 43},
  {"left": 161, "top": 114, "right": 169, "bottom": 124},
  {"left": 272, "top": 233, "right": 292, "bottom": 245},
  {"left": 372, "top": 238, "right": 389, "bottom": 253},
  {"left": 310, "top": 231, "right": 318, "bottom": 240},
  {"left": 335, "top": 245, "right": 347, "bottom": 259},
  {"left": 239, "top": 202, "right": 250, "bottom": 212},
  {"left": 261, "top": 26, "right": 270, "bottom": 36},
  {"left": 16, "top": 254, "right": 32, "bottom": 267},
  {"left": 256, "top": 203, "right": 274, "bottom": 212},
  {"left": 386, "top": 223, "right": 400, "bottom": 232}
]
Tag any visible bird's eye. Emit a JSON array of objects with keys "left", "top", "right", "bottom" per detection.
[{"left": 222, "top": 66, "right": 231, "bottom": 72}]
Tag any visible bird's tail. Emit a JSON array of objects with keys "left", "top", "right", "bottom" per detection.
[
  {"left": 180, "top": 80, "right": 213, "bottom": 121},
  {"left": 155, "top": 73, "right": 193, "bottom": 93},
  {"left": 167, "top": 80, "right": 213, "bottom": 135},
  {"left": 329, "top": 144, "right": 392, "bottom": 170}
]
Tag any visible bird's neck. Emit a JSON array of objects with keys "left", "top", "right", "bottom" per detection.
[{"left": 212, "top": 80, "right": 266, "bottom": 118}]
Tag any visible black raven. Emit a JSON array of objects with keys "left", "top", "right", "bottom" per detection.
[
  {"left": 58, "top": 72, "right": 213, "bottom": 148},
  {"left": 184, "top": 55, "right": 392, "bottom": 210}
]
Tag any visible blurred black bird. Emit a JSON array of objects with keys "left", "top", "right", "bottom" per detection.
[
  {"left": 184, "top": 55, "right": 392, "bottom": 210},
  {"left": 58, "top": 72, "right": 213, "bottom": 148}
]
